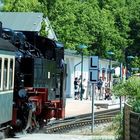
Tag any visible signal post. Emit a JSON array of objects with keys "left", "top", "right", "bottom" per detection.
[{"left": 89, "top": 56, "right": 99, "bottom": 133}]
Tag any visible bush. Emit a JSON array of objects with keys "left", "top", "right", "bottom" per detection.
[{"left": 112, "top": 76, "right": 140, "bottom": 112}]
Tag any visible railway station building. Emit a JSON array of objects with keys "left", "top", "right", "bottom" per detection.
[{"left": 64, "top": 50, "right": 116, "bottom": 98}]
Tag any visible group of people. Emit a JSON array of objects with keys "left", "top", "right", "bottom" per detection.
[
  {"left": 96, "top": 77, "right": 112, "bottom": 100},
  {"left": 74, "top": 76, "right": 112, "bottom": 100},
  {"left": 74, "top": 77, "right": 87, "bottom": 100}
]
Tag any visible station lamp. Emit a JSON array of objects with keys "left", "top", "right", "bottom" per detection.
[{"left": 78, "top": 44, "right": 87, "bottom": 100}]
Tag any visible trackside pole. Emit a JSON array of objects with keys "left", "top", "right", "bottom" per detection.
[
  {"left": 119, "top": 63, "right": 123, "bottom": 130},
  {"left": 91, "top": 83, "right": 95, "bottom": 133},
  {"left": 89, "top": 56, "right": 99, "bottom": 133}
]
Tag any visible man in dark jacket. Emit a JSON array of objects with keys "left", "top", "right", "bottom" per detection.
[
  {"left": 74, "top": 77, "right": 79, "bottom": 100},
  {"left": 97, "top": 77, "right": 103, "bottom": 100}
]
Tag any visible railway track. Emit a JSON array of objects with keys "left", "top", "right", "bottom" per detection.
[{"left": 43, "top": 108, "right": 120, "bottom": 134}]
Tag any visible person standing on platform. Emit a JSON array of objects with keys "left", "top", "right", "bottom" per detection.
[
  {"left": 82, "top": 78, "right": 87, "bottom": 100},
  {"left": 102, "top": 77, "right": 107, "bottom": 99},
  {"left": 86, "top": 80, "right": 92, "bottom": 100},
  {"left": 74, "top": 77, "right": 80, "bottom": 100},
  {"left": 97, "top": 77, "right": 103, "bottom": 100}
]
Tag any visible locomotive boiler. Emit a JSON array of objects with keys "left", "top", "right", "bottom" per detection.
[{"left": 0, "top": 23, "right": 66, "bottom": 134}]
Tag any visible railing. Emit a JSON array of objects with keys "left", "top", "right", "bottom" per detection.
[{"left": 124, "top": 103, "right": 140, "bottom": 140}]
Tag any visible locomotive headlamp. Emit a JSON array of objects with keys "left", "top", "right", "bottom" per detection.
[{"left": 18, "top": 88, "right": 27, "bottom": 98}]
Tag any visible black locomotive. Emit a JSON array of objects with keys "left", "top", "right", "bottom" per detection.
[{"left": 0, "top": 22, "right": 66, "bottom": 134}]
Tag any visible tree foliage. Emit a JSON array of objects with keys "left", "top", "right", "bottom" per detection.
[
  {"left": 2, "top": 0, "right": 43, "bottom": 12},
  {"left": 1, "top": 0, "right": 140, "bottom": 67},
  {"left": 112, "top": 76, "right": 140, "bottom": 112}
]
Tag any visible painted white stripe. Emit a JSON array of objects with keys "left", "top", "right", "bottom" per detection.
[{"left": 0, "top": 90, "right": 13, "bottom": 94}]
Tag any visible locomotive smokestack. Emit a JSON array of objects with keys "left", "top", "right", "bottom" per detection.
[{"left": 0, "top": 21, "right": 2, "bottom": 37}]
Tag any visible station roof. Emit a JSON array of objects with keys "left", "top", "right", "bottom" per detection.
[{"left": 0, "top": 12, "right": 43, "bottom": 32}]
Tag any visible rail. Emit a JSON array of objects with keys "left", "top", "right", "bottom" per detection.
[{"left": 43, "top": 108, "right": 120, "bottom": 133}]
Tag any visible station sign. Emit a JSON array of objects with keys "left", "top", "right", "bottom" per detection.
[
  {"left": 89, "top": 69, "right": 99, "bottom": 83},
  {"left": 89, "top": 56, "right": 99, "bottom": 70},
  {"left": 89, "top": 56, "right": 99, "bottom": 83}
]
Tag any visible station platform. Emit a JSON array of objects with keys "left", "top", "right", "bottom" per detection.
[{"left": 65, "top": 97, "right": 121, "bottom": 118}]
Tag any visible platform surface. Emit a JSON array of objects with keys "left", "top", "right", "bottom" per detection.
[{"left": 65, "top": 97, "right": 121, "bottom": 118}]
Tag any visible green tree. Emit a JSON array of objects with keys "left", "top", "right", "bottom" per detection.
[
  {"left": 2, "top": 0, "right": 43, "bottom": 12},
  {"left": 97, "top": 0, "right": 131, "bottom": 61},
  {"left": 127, "top": 0, "right": 140, "bottom": 57},
  {"left": 46, "top": 0, "right": 97, "bottom": 53},
  {"left": 40, "top": 19, "right": 48, "bottom": 37},
  {"left": 45, "top": 0, "right": 131, "bottom": 60}
]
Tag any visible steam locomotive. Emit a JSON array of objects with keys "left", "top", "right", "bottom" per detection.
[{"left": 0, "top": 22, "right": 66, "bottom": 135}]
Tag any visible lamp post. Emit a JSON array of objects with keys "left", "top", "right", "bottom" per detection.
[
  {"left": 107, "top": 51, "right": 114, "bottom": 88},
  {"left": 126, "top": 55, "right": 134, "bottom": 79},
  {"left": 78, "top": 44, "right": 87, "bottom": 101}
]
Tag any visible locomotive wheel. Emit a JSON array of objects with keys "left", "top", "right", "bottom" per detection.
[
  {"left": 0, "top": 126, "right": 15, "bottom": 139},
  {"left": 5, "top": 127, "right": 15, "bottom": 138}
]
